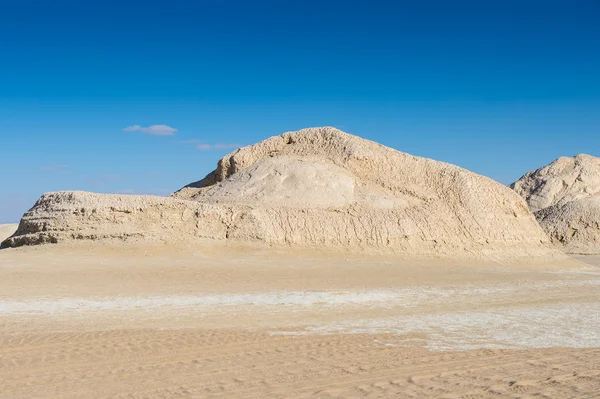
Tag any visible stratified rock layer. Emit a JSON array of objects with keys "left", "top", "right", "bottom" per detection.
[
  {"left": 3, "top": 127, "right": 561, "bottom": 262},
  {"left": 511, "top": 154, "right": 600, "bottom": 254}
]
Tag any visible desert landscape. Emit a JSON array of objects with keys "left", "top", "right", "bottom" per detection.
[{"left": 1, "top": 128, "right": 599, "bottom": 398}]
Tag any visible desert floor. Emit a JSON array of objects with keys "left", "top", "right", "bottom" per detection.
[{"left": 1, "top": 231, "right": 599, "bottom": 398}]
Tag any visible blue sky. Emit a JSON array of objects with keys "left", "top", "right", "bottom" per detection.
[{"left": 1, "top": 0, "right": 599, "bottom": 223}]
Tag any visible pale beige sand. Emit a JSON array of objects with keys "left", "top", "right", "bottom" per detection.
[
  {"left": 1, "top": 244, "right": 599, "bottom": 398},
  {"left": 2, "top": 329, "right": 599, "bottom": 399}
]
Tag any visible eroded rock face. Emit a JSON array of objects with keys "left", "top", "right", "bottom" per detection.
[
  {"left": 511, "top": 154, "right": 600, "bottom": 254},
  {"left": 1, "top": 192, "right": 236, "bottom": 248},
  {"left": 535, "top": 196, "right": 600, "bottom": 254},
  {"left": 2, "top": 127, "right": 562, "bottom": 262},
  {"left": 197, "top": 156, "right": 356, "bottom": 209},
  {"left": 511, "top": 154, "right": 600, "bottom": 212}
]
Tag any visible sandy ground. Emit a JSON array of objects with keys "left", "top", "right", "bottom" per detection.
[{"left": 1, "top": 239, "right": 599, "bottom": 398}]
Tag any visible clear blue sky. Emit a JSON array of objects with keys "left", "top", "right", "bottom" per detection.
[{"left": 1, "top": 0, "right": 599, "bottom": 223}]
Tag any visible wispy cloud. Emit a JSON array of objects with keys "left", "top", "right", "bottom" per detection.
[
  {"left": 80, "top": 173, "right": 127, "bottom": 187},
  {"left": 39, "top": 164, "right": 69, "bottom": 172},
  {"left": 100, "top": 174, "right": 125, "bottom": 181},
  {"left": 180, "top": 138, "right": 240, "bottom": 151},
  {"left": 123, "top": 124, "right": 178, "bottom": 136},
  {"left": 179, "top": 139, "right": 204, "bottom": 144},
  {"left": 115, "top": 189, "right": 136, "bottom": 195},
  {"left": 196, "top": 143, "right": 240, "bottom": 151},
  {"left": 115, "top": 189, "right": 171, "bottom": 196}
]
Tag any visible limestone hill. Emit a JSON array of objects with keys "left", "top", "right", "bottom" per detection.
[{"left": 2, "top": 127, "right": 562, "bottom": 262}]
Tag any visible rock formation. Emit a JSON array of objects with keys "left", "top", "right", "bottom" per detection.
[
  {"left": 2, "top": 127, "right": 562, "bottom": 262},
  {"left": 511, "top": 154, "right": 600, "bottom": 254},
  {"left": 511, "top": 154, "right": 600, "bottom": 212}
]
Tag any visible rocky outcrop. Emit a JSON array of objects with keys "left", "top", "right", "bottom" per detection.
[
  {"left": 511, "top": 154, "right": 600, "bottom": 254},
  {"left": 2, "top": 127, "right": 563, "bottom": 262},
  {"left": 534, "top": 196, "right": 600, "bottom": 254},
  {"left": 1, "top": 192, "right": 235, "bottom": 248},
  {"left": 511, "top": 154, "right": 600, "bottom": 212}
]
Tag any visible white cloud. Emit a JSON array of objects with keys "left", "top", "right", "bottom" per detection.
[{"left": 123, "top": 124, "right": 177, "bottom": 136}]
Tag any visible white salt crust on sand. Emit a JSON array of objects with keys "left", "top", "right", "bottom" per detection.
[{"left": 3, "top": 273, "right": 599, "bottom": 351}]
